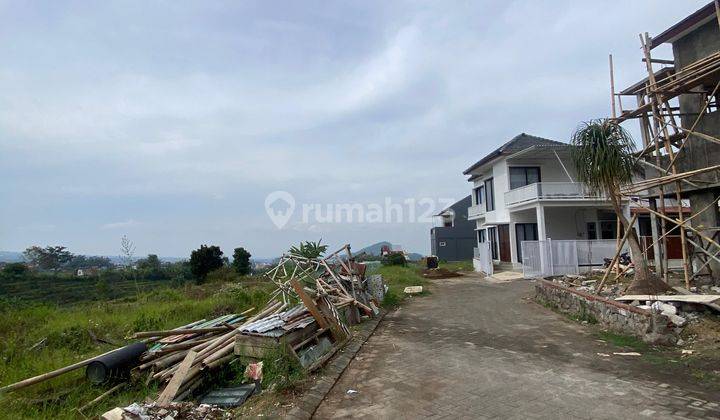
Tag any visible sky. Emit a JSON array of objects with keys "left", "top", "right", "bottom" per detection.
[{"left": 0, "top": 0, "right": 708, "bottom": 259}]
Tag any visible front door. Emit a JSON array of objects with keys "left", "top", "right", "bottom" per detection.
[{"left": 498, "top": 224, "right": 511, "bottom": 262}]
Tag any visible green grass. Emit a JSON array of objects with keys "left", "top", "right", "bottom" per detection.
[
  {"left": 372, "top": 263, "right": 428, "bottom": 308},
  {"left": 439, "top": 260, "right": 473, "bottom": 272},
  {"left": 0, "top": 278, "right": 273, "bottom": 420},
  {"left": 596, "top": 331, "right": 649, "bottom": 353}
]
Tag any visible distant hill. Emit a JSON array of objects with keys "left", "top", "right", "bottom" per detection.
[
  {"left": 0, "top": 251, "right": 23, "bottom": 263},
  {"left": 353, "top": 242, "right": 423, "bottom": 261},
  {"left": 0, "top": 251, "right": 185, "bottom": 265}
]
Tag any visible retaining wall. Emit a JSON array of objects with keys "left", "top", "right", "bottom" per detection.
[{"left": 534, "top": 280, "right": 678, "bottom": 345}]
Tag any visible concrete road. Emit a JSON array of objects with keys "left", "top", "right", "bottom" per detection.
[{"left": 314, "top": 276, "right": 720, "bottom": 419}]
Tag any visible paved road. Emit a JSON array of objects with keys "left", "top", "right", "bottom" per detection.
[{"left": 314, "top": 276, "right": 720, "bottom": 419}]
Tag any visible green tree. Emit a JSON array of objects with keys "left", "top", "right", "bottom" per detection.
[
  {"left": 232, "top": 247, "right": 252, "bottom": 275},
  {"left": 289, "top": 240, "right": 328, "bottom": 259},
  {"left": 189, "top": 245, "right": 224, "bottom": 283},
  {"left": 2, "top": 262, "right": 29, "bottom": 276},
  {"left": 23, "top": 245, "right": 74, "bottom": 271},
  {"left": 570, "top": 119, "right": 668, "bottom": 294},
  {"left": 136, "top": 254, "right": 167, "bottom": 280}
]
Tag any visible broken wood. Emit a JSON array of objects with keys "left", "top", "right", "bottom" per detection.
[{"left": 157, "top": 350, "right": 197, "bottom": 406}]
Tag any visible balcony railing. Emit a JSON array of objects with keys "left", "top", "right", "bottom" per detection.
[
  {"left": 468, "top": 204, "right": 486, "bottom": 218},
  {"left": 505, "top": 182, "right": 602, "bottom": 206}
]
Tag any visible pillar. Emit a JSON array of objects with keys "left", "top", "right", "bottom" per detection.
[{"left": 689, "top": 190, "right": 720, "bottom": 280}]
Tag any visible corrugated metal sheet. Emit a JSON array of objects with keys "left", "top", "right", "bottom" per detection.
[{"left": 240, "top": 305, "right": 314, "bottom": 336}]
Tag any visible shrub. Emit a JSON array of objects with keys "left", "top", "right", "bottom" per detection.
[
  {"left": 381, "top": 253, "right": 407, "bottom": 266},
  {"left": 1, "top": 262, "right": 29, "bottom": 277}
]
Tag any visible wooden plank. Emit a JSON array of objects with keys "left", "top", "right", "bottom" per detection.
[
  {"left": 616, "top": 295, "right": 720, "bottom": 303},
  {"left": 290, "top": 278, "right": 329, "bottom": 329},
  {"left": 157, "top": 350, "right": 197, "bottom": 406}
]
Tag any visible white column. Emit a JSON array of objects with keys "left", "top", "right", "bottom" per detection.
[
  {"left": 536, "top": 205, "right": 546, "bottom": 239},
  {"left": 509, "top": 220, "right": 517, "bottom": 265}
]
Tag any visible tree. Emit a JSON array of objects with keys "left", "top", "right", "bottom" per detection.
[
  {"left": 137, "top": 254, "right": 161, "bottom": 271},
  {"left": 136, "top": 254, "right": 167, "bottom": 280},
  {"left": 2, "top": 262, "right": 29, "bottom": 276},
  {"left": 289, "top": 240, "right": 328, "bottom": 259},
  {"left": 232, "top": 247, "right": 252, "bottom": 275},
  {"left": 120, "top": 235, "right": 136, "bottom": 267},
  {"left": 23, "top": 245, "right": 74, "bottom": 271},
  {"left": 570, "top": 119, "right": 669, "bottom": 294},
  {"left": 65, "top": 255, "right": 113, "bottom": 270},
  {"left": 189, "top": 245, "right": 224, "bottom": 282}
]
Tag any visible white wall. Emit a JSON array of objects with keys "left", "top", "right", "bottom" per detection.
[{"left": 508, "top": 156, "right": 576, "bottom": 183}]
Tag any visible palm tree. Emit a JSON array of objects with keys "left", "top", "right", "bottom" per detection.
[{"left": 570, "top": 119, "right": 669, "bottom": 294}]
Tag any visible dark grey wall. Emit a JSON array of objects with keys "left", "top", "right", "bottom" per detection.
[
  {"left": 673, "top": 20, "right": 720, "bottom": 190},
  {"left": 430, "top": 195, "right": 475, "bottom": 261}
]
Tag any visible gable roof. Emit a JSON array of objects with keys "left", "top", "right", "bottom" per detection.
[
  {"left": 434, "top": 195, "right": 471, "bottom": 216},
  {"left": 650, "top": 2, "right": 716, "bottom": 49},
  {"left": 462, "top": 133, "right": 566, "bottom": 175}
]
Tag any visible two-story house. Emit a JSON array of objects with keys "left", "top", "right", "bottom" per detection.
[
  {"left": 463, "top": 133, "right": 631, "bottom": 273},
  {"left": 430, "top": 195, "right": 475, "bottom": 261}
]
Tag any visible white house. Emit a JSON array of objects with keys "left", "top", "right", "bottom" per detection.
[{"left": 463, "top": 133, "right": 632, "bottom": 274}]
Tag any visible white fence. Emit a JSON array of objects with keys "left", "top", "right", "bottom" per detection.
[
  {"left": 520, "top": 239, "right": 627, "bottom": 278},
  {"left": 473, "top": 242, "right": 494, "bottom": 276}
]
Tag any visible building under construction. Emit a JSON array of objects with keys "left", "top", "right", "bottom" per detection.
[{"left": 613, "top": 2, "right": 720, "bottom": 287}]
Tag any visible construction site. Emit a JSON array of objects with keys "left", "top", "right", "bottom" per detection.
[{"left": 4, "top": 2, "right": 720, "bottom": 420}]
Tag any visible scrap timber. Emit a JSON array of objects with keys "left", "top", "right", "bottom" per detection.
[{"left": 0, "top": 243, "right": 385, "bottom": 414}]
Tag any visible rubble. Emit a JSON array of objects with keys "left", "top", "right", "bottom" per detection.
[{"left": 3, "top": 243, "right": 386, "bottom": 417}]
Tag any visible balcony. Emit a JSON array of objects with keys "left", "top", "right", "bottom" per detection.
[
  {"left": 468, "top": 204, "right": 486, "bottom": 219},
  {"left": 504, "top": 182, "right": 602, "bottom": 207}
]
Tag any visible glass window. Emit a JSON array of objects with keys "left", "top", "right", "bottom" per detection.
[
  {"left": 477, "top": 229, "right": 486, "bottom": 243},
  {"left": 488, "top": 226, "right": 498, "bottom": 260},
  {"left": 587, "top": 222, "right": 597, "bottom": 240},
  {"left": 509, "top": 167, "right": 541, "bottom": 190},
  {"left": 515, "top": 223, "right": 538, "bottom": 262},
  {"left": 484, "top": 178, "right": 495, "bottom": 211},
  {"left": 474, "top": 185, "right": 484, "bottom": 205}
]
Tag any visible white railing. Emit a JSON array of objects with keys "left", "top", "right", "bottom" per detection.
[
  {"left": 473, "top": 243, "right": 493, "bottom": 276},
  {"left": 505, "top": 182, "right": 602, "bottom": 206},
  {"left": 520, "top": 239, "right": 628, "bottom": 278},
  {"left": 468, "top": 204, "right": 486, "bottom": 218}
]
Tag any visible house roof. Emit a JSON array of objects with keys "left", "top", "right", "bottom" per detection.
[
  {"left": 434, "top": 195, "right": 471, "bottom": 216},
  {"left": 649, "top": 2, "right": 716, "bottom": 49},
  {"left": 462, "top": 133, "right": 566, "bottom": 175}
]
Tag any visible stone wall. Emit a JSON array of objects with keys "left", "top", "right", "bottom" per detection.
[{"left": 534, "top": 280, "right": 678, "bottom": 345}]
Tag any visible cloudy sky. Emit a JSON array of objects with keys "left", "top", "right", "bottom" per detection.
[{"left": 0, "top": 0, "right": 706, "bottom": 258}]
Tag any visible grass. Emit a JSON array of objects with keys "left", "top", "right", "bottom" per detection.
[
  {"left": 372, "top": 263, "right": 428, "bottom": 308},
  {"left": 0, "top": 277, "right": 274, "bottom": 420},
  {"left": 438, "top": 260, "right": 473, "bottom": 272},
  {"left": 0, "top": 261, "right": 433, "bottom": 418}
]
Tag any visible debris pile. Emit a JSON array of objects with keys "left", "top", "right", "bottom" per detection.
[{"left": 0, "top": 243, "right": 385, "bottom": 417}]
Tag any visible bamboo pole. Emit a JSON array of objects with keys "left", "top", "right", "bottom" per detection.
[
  {"left": 0, "top": 346, "right": 126, "bottom": 393},
  {"left": 596, "top": 214, "right": 638, "bottom": 293},
  {"left": 610, "top": 54, "right": 617, "bottom": 119},
  {"left": 640, "top": 32, "right": 692, "bottom": 288}
]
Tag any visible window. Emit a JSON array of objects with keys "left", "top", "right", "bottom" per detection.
[
  {"left": 488, "top": 226, "right": 498, "bottom": 260},
  {"left": 474, "top": 185, "right": 484, "bottom": 206},
  {"left": 515, "top": 223, "right": 538, "bottom": 262},
  {"left": 477, "top": 229, "right": 486, "bottom": 243},
  {"left": 598, "top": 211, "right": 621, "bottom": 239},
  {"left": 509, "top": 167, "right": 541, "bottom": 190},
  {"left": 587, "top": 222, "right": 597, "bottom": 240},
  {"left": 484, "top": 178, "right": 495, "bottom": 211}
]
